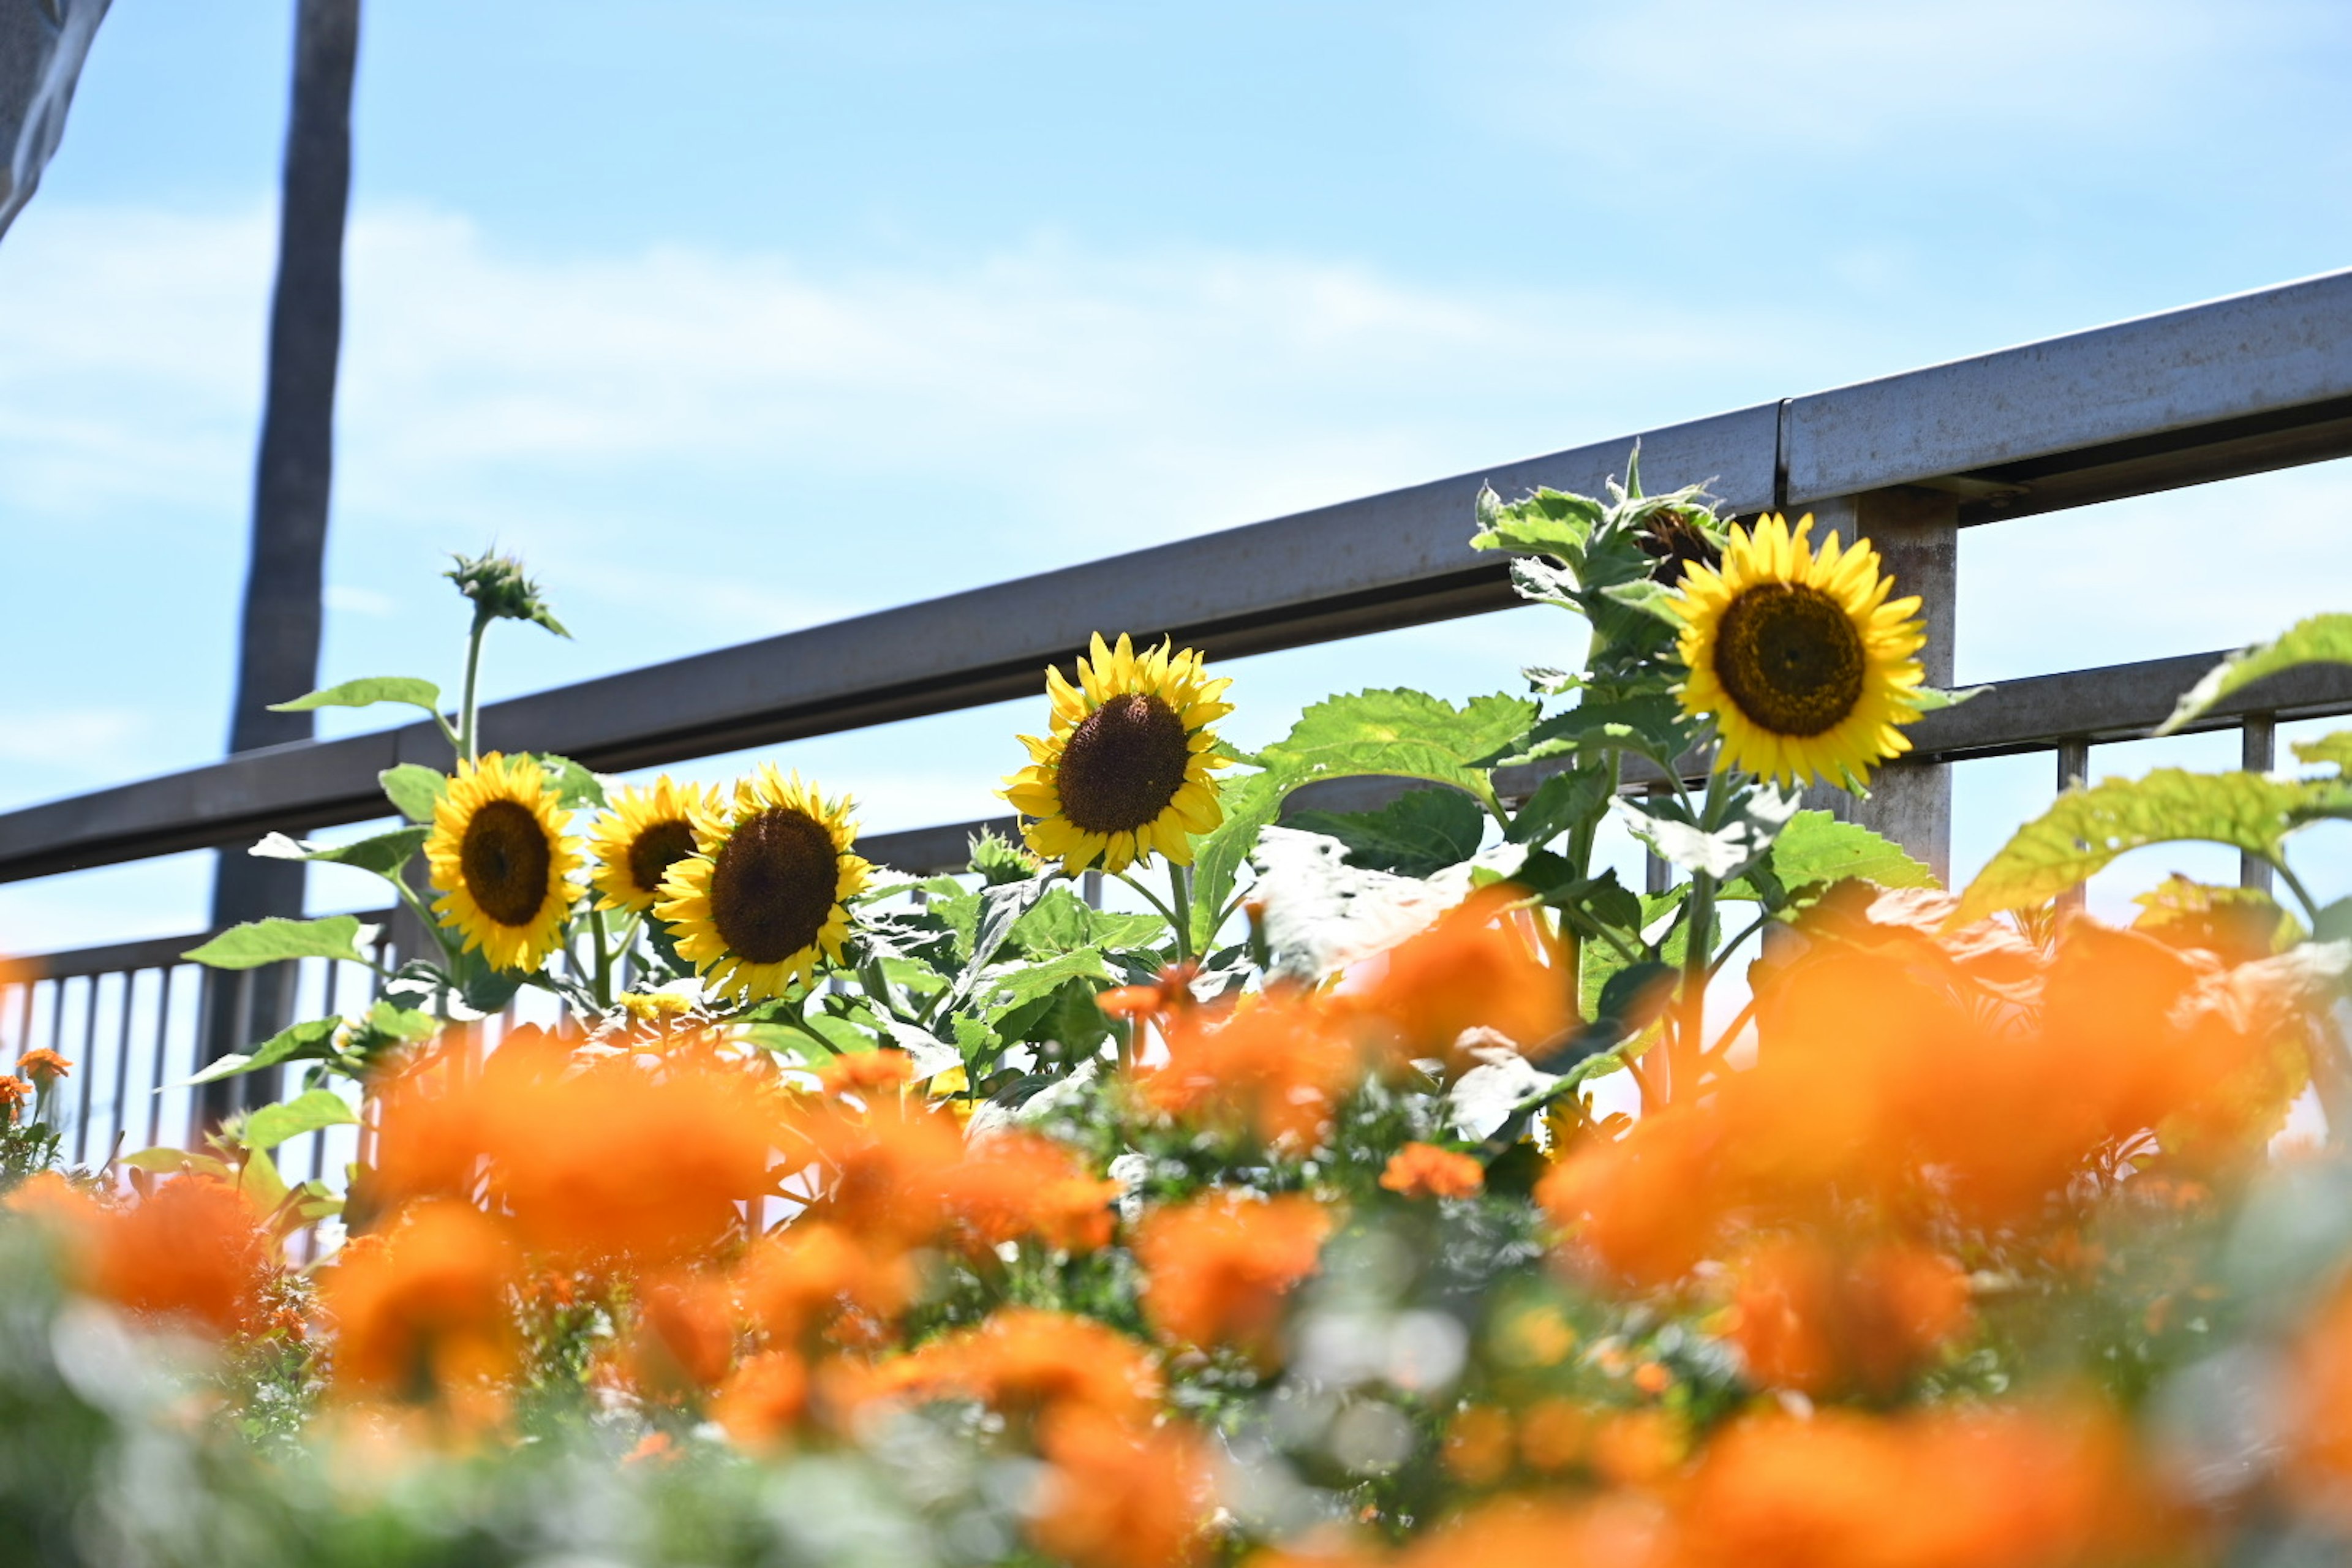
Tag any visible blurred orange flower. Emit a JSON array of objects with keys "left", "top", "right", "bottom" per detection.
[
  {"left": 1144, "top": 989, "right": 1363, "bottom": 1148},
  {"left": 1136, "top": 1192, "right": 1332, "bottom": 1360},
  {"left": 1379, "top": 1142, "right": 1485, "bottom": 1200},
  {"left": 713, "top": 1349, "right": 810, "bottom": 1452},
  {"left": 942, "top": 1131, "right": 1120, "bottom": 1253},
  {"left": 1727, "top": 1237, "right": 1972, "bottom": 1398},
  {"left": 16, "top": 1049, "right": 69, "bottom": 1087},
  {"left": 1030, "top": 1405, "right": 1218, "bottom": 1568},
  {"left": 81, "top": 1176, "right": 273, "bottom": 1339},
  {"left": 734, "top": 1219, "right": 914, "bottom": 1350},
  {"left": 1345, "top": 888, "right": 1570, "bottom": 1065},
  {"left": 0, "top": 1076, "right": 30, "bottom": 1122},
  {"left": 887, "top": 1307, "right": 1163, "bottom": 1433},
  {"left": 630, "top": 1272, "right": 737, "bottom": 1395},
  {"left": 325, "top": 1201, "right": 521, "bottom": 1410}
]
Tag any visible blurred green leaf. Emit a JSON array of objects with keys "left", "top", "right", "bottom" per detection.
[
  {"left": 269, "top": 676, "right": 442, "bottom": 717},
  {"left": 2159, "top": 613, "right": 2352, "bottom": 734},
  {"left": 180, "top": 1016, "right": 344, "bottom": 1087},
  {"left": 1951, "top": 769, "right": 2343, "bottom": 927},
  {"left": 242, "top": 1090, "right": 359, "bottom": 1152},
  {"left": 252, "top": 826, "right": 429, "bottom": 879},
  {"left": 184, "top": 916, "right": 373, "bottom": 971},
  {"left": 1289, "top": 787, "right": 1487, "bottom": 878},
  {"left": 380, "top": 763, "right": 447, "bottom": 823}
]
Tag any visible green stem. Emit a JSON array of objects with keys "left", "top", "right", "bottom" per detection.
[
  {"left": 457, "top": 609, "right": 492, "bottom": 763},
  {"left": 1114, "top": 871, "right": 1185, "bottom": 945},
  {"left": 2273, "top": 857, "right": 2325, "bottom": 926},
  {"left": 590, "top": 906, "right": 613, "bottom": 1011},
  {"left": 859, "top": 960, "right": 901, "bottom": 1022},
  {"left": 1167, "top": 859, "right": 1195, "bottom": 964},
  {"left": 1670, "top": 766, "right": 1733, "bottom": 1102},
  {"left": 1708, "top": 911, "right": 1770, "bottom": 979}
]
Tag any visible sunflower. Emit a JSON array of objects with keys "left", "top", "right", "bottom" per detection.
[
  {"left": 655, "top": 766, "right": 869, "bottom": 1004},
  {"left": 588, "top": 776, "right": 720, "bottom": 914},
  {"left": 1670, "top": 513, "right": 1928, "bottom": 790},
  {"left": 1001, "top": 633, "right": 1234, "bottom": 876},
  {"left": 425, "top": 753, "right": 584, "bottom": 971}
]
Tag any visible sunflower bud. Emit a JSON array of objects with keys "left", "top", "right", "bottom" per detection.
[
  {"left": 445, "top": 549, "right": 570, "bottom": 638},
  {"left": 1634, "top": 503, "right": 1724, "bottom": 587}
]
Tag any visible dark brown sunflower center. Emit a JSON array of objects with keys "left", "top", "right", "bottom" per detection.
[
  {"left": 1712, "top": 582, "right": 1867, "bottom": 737},
  {"left": 707, "top": 805, "right": 838, "bottom": 965},
  {"left": 626, "top": 818, "right": 698, "bottom": 898},
  {"left": 460, "top": 799, "right": 553, "bottom": 926},
  {"left": 1055, "top": 692, "right": 1192, "bottom": 834}
]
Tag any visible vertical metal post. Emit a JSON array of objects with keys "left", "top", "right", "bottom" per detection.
[
  {"left": 146, "top": 967, "right": 173, "bottom": 1149},
  {"left": 2055, "top": 740, "right": 2090, "bottom": 916},
  {"left": 72, "top": 974, "right": 99, "bottom": 1164},
  {"left": 1806, "top": 488, "right": 1960, "bottom": 881},
  {"left": 2241, "top": 715, "right": 2277, "bottom": 894},
  {"left": 1082, "top": 870, "right": 1103, "bottom": 910},
  {"left": 108, "top": 969, "right": 138, "bottom": 1163}
]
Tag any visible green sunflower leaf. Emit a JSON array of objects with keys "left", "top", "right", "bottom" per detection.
[
  {"left": 270, "top": 676, "right": 444, "bottom": 718},
  {"left": 1492, "top": 692, "right": 1689, "bottom": 769},
  {"left": 1009, "top": 888, "right": 1165, "bottom": 958},
  {"left": 179, "top": 1016, "right": 344, "bottom": 1086},
  {"left": 2158, "top": 613, "right": 2352, "bottom": 736},
  {"left": 1188, "top": 769, "right": 1288, "bottom": 952},
  {"left": 251, "top": 826, "right": 431, "bottom": 879},
  {"left": 527, "top": 753, "right": 609, "bottom": 809},
  {"left": 1907, "top": 684, "right": 1990, "bottom": 712},
  {"left": 1288, "top": 786, "right": 1488, "bottom": 878},
  {"left": 1469, "top": 484, "right": 1604, "bottom": 559},
  {"left": 1505, "top": 764, "right": 1616, "bottom": 848},
  {"left": 1950, "top": 768, "right": 2346, "bottom": 928},
  {"left": 1725, "top": 810, "right": 1938, "bottom": 905},
  {"left": 974, "top": 948, "right": 1115, "bottom": 1025},
  {"left": 241, "top": 1089, "right": 360, "bottom": 1152},
  {"left": 1259, "top": 689, "right": 1536, "bottom": 815},
  {"left": 184, "top": 915, "right": 375, "bottom": 971},
  {"left": 2294, "top": 731, "right": 2352, "bottom": 775},
  {"left": 380, "top": 764, "right": 447, "bottom": 823}
]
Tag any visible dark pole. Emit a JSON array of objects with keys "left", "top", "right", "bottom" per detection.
[{"left": 201, "top": 0, "right": 361, "bottom": 1125}]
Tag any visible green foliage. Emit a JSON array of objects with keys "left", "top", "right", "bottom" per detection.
[
  {"left": 1724, "top": 810, "right": 1937, "bottom": 908},
  {"left": 252, "top": 826, "right": 431, "bottom": 879},
  {"left": 1951, "top": 769, "right": 2345, "bottom": 927},
  {"left": 184, "top": 1017, "right": 344, "bottom": 1086},
  {"left": 240, "top": 1090, "right": 360, "bottom": 1152},
  {"left": 1187, "top": 769, "right": 1287, "bottom": 950},
  {"left": 1258, "top": 689, "right": 1538, "bottom": 816},
  {"left": 184, "top": 916, "right": 375, "bottom": 971},
  {"left": 380, "top": 763, "right": 447, "bottom": 823},
  {"left": 2295, "top": 729, "right": 2352, "bottom": 774},
  {"left": 1288, "top": 787, "right": 1488, "bottom": 877},
  {"left": 1007, "top": 888, "right": 1163, "bottom": 957},
  {"left": 268, "top": 676, "right": 444, "bottom": 717},
  {"left": 2160, "top": 612, "right": 2352, "bottom": 734},
  {"left": 527, "top": 753, "right": 608, "bottom": 809}
]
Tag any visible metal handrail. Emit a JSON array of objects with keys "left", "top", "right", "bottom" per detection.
[{"left": 2, "top": 270, "right": 2349, "bottom": 885}]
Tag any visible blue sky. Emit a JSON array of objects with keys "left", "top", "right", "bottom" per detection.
[{"left": 5, "top": 0, "right": 2352, "bottom": 951}]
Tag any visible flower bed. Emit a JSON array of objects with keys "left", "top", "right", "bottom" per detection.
[{"left": 4, "top": 470, "right": 2351, "bottom": 1566}]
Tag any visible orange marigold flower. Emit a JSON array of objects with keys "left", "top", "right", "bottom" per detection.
[
  {"left": 1144, "top": 990, "right": 1363, "bottom": 1149},
  {"left": 1135, "top": 1192, "right": 1331, "bottom": 1361},
  {"left": 1676, "top": 1406, "right": 2164, "bottom": 1567},
  {"left": 792, "top": 1095, "right": 968, "bottom": 1246},
  {"left": 734, "top": 1221, "right": 914, "bottom": 1349},
  {"left": 0, "top": 1076, "right": 30, "bottom": 1121},
  {"left": 1378, "top": 1142, "right": 1485, "bottom": 1200},
  {"left": 821, "top": 1050, "right": 916, "bottom": 1101},
  {"left": 943, "top": 1131, "right": 1121, "bottom": 1253},
  {"left": 630, "top": 1272, "right": 737, "bottom": 1395},
  {"left": 714, "top": 1349, "right": 810, "bottom": 1452},
  {"left": 15, "top": 1049, "right": 70, "bottom": 1086},
  {"left": 1030, "top": 1405, "right": 1218, "bottom": 1568},
  {"left": 1442, "top": 1404, "right": 1515, "bottom": 1487},
  {"left": 1728, "top": 1237, "right": 1973, "bottom": 1399},
  {"left": 83, "top": 1177, "right": 273, "bottom": 1339},
  {"left": 1536, "top": 1106, "right": 1727, "bottom": 1287},
  {"left": 1344, "top": 887, "right": 1570, "bottom": 1065},
  {"left": 2284, "top": 1274, "right": 2352, "bottom": 1518},
  {"left": 889, "top": 1308, "right": 1163, "bottom": 1432},
  {"left": 1402, "top": 1496, "right": 1666, "bottom": 1568},
  {"left": 324, "top": 1201, "right": 521, "bottom": 1409}
]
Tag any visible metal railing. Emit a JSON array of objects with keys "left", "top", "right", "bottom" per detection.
[{"left": 6, "top": 269, "right": 2352, "bottom": 1164}]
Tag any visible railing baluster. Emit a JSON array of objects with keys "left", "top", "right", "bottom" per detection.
[
  {"left": 73, "top": 974, "right": 100, "bottom": 1165},
  {"left": 9, "top": 976, "right": 29, "bottom": 1057},
  {"left": 2241, "top": 716, "right": 2278, "bottom": 894},
  {"left": 107, "top": 968, "right": 138, "bottom": 1168},
  {"left": 146, "top": 966, "right": 173, "bottom": 1150}
]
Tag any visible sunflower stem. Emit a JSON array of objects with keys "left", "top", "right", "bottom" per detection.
[
  {"left": 2273, "top": 857, "right": 2324, "bottom": 927},
  {"left": 1167, "top": 860, "right": 1195, "bottom": 964},
  {"left": 1669, "top": 767, "right": 1733, "bottom": 1102},
  {"left": 457, "top": 608, "right": 492, "bottom": 763},
  {"left": 589, "top": 906, "right": 612, "bottom": 1011},
  {"left": 1115, "top": 871, "right": 1185, "bottom": 952}
]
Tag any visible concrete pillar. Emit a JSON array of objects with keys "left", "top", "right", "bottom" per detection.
[{"left": 1801, "top": 487, "right": 1959, "bottom": 883}]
